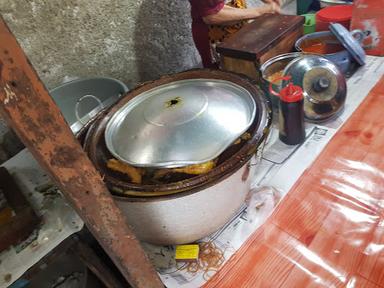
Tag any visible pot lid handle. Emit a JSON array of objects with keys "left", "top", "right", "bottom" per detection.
[
  {"left": 329, "top": 23, "right": 366, "bottom": 66},
  {"left": 75, "top": 94, "right": 104, "bottom": 124}
]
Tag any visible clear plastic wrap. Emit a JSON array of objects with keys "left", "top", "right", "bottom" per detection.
[
  {"left": 203, "top": 78, "right": 384, "bottom": 288},
  {"left": 143, "top": 57, "right": 384, "bottom": 288}
]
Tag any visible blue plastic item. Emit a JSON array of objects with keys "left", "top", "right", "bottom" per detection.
[{"left": 329, "top": 23, "right": 366, "bottom": 66}]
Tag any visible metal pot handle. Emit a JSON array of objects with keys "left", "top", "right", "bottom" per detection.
[
  {"left": 75, "top": 94, "right": 104, "bottom": 125},
  {"left": 249, "top": 134, "right": 269, "bottom": 167},
  {"left": 351, "top": 29, "right": 365, "bottom": 44}
]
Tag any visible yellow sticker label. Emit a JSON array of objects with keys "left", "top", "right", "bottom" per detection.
[{"left": 175, "top": 244, "right": 200, "bottom": 260}]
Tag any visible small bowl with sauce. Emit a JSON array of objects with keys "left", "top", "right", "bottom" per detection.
[{"left": 295, "top": 31, "right": 351, "bottom": 74}]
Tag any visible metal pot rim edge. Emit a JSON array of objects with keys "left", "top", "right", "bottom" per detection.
[{"left": 82, "top": 69, "right": 272, "bottom": 201}]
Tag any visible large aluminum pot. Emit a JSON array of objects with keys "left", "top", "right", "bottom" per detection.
[{"left": 82, "top": 69, "right": 272, "bottom": 245}]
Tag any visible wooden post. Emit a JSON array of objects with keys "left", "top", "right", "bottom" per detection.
[{"left": 0, "top": 16, "right": 163, "bottom": 288}]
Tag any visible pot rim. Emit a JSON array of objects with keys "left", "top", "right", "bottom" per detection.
[
  {"left": 83, "top": 69, "right": 272, "bottom": 199},
  {"left": 50, "top": 76, "right": 129, "bottom": 134},
  {"left": 50, "top": 76, "right": 129, "bottom": 94},
  {"left": 260, "top": 52, "right": 304, "bottom": 76},
  {"left": 111, "top": 157, "right": 255, "bottom": 202}
]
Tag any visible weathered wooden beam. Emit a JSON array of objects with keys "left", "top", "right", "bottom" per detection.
[{"left": 0, "top": 16, "right": 163, "bottom": 288}]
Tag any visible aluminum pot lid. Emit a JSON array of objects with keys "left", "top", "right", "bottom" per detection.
[
  {"left": 329, "top": 23, "right": 366, "bottom": 66},
  {"left": 105, "top": 79, "right": 257, "bottom": 168},
  {"left": 282, "top": 55, "right": 347, "bottom": 122}
]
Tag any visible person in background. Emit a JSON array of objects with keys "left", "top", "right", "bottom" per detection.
[{"left": 189, "top": 0, "right": 281, "bottom": 68}]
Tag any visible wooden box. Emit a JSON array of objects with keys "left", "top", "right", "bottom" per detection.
[{"left": 217, "top": 14, "right": 305, "bottom": 81}]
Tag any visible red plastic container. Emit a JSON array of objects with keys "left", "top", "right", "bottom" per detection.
[
  {"left": 316, "top": 5, "right": 353, "bottom": 32},
  {"left": 351, "top": 0, "right": 384, "bottom": 56}
]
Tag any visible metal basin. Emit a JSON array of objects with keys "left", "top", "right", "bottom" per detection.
[
  {"left": 50, "top": 77, "right": 128, "bottom": 134},
  {"left": 295, "top": 31, "right": 352, "bottom": 74},
  {"left": 260, "top": 52, "right": 304, "bottom": 109}
]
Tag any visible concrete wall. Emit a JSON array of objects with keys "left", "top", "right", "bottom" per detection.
[
  {"left": 0, "top": 0, "right": 277, "bottom": 88},
  {"left": 0, "top": 0, "right": 203, "bottom": 90}
]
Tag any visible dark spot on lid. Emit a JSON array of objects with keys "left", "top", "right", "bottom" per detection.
[{"left": 165, "top": 97, "right": 182, "bottom": 108}]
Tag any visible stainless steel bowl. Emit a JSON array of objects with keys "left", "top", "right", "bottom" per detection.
[
  {"left": 50, "top": 77, "right": 128, "bottom": 134},
  {"left": 260, "top": 53, "right": 304, "bottom": 108}
]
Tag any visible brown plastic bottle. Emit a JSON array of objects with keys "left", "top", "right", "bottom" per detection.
[
  {"left": 278, "top": 82, "right": 305, "bottom": 145},
  {"left": 270, "top": 77, "right": 306, "bottom": 145}
]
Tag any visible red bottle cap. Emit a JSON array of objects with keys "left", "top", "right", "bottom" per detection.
[
  {"left": 269, "top": 76, "right": 303, "bottom": 103},
  {"left": 280, "top": 82, "right": 303, "bottom": 103}
]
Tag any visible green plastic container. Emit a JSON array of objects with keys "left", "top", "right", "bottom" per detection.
[{"left": 303, "top": 14, "right": 316, "bottom": 35}]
